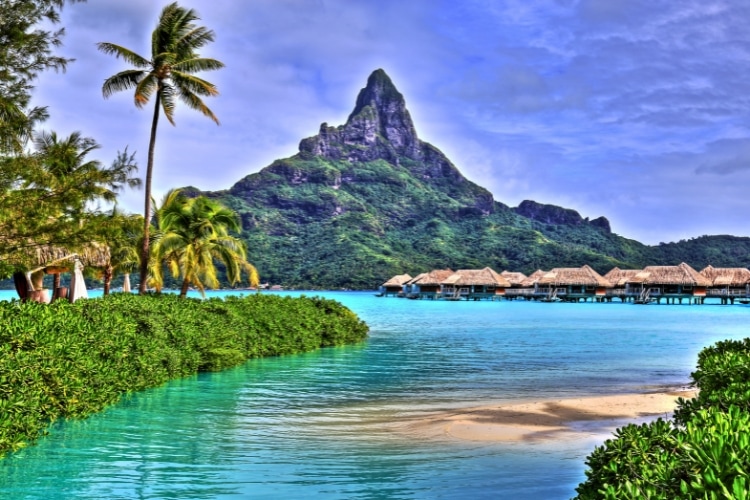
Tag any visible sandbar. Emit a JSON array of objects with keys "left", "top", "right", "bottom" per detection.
[{"left": 396, "top": 388, "right": 696, "bottom": 443}]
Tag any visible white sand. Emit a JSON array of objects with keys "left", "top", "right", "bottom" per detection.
[{"left": 395, "top": 389, "right": 696, "bottom": 443}]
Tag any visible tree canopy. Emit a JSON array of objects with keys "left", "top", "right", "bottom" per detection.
[{"left": 98, "top": 2, "right": 224, "bottom": 294}]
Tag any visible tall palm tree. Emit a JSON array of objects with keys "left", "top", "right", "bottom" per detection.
[
  {"left": 97, "top": 2, "right": 224, "bottom": 294},
  {"left": 151, "top": 189, "right": 258, "bottom": 298}
]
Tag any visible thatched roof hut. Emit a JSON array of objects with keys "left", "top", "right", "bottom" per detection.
[
  {"left": 603, "top": 267, "right": 642, "bottom": 287},
  {"left": 627, "top": 263, "right": 710, "bottom": 286},
  {"left": 381, "top": 274, "right": 412, "bottom": 288},
  {"left": 442, "top": 267, "right": 511, "bottom": 287},
  {"left": 699, "top": 265, "right": 750, "bottom": 287},
  {"left": 410, "top": 269, "right": 455, "bottom": 286},
  {"left": 501, "top": 271, "right": 527, "bottom": 286},
  {"left": 538, "top": 265, "right": 612, "bottom": 287},
  {"left": 520, "top": 269, "right": 547, "bottom": 287},
  {"left": 32, "top": 243, "right": 110, "bottom": 273},
  {"left": 405, "top": 272, "right": 427, "bottom": 286}
]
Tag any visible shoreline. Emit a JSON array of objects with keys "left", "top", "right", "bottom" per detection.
[{"left": 395, "top": 388, "right": 697, "bottom": 443}]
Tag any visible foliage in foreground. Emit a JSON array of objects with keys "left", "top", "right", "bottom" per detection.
[
  {"left": 575, "top": 338, "right": 750, "bottom": 499},
  {"left": 0, "top": 293, "right": 368, "bottom": 457}
]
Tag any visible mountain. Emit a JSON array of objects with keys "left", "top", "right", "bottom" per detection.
[{"left": 191, "top": 69, "right": 750, "bottom": 289}]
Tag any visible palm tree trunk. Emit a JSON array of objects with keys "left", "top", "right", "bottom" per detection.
[
  {"left": 103, "top": 265, "right": 113, "bottom": 295},
  {"left": 139, "top": 88, "right": 162, "bottom": 294},
  {"left": 180, "top": 278, "right": 190, "bottom": 298}
]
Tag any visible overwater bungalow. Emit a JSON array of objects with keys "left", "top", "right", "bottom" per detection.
[
  {"left": 407, "top": 269, "right": 454, "bottom": 299},
  {"left": 441, "top": 267, "right": 511, "bottom": 300},
  {"left": 505, "top": 269, "right": 547, "bottom": 300},
  {"left": 404, "top": 272, "right": 426, "bottom": 296},
  {"left": 603, "top": 267, "right": 644, "bottom": 302},
  {"left": 699, "top": 265, "right": 750, "bottom": 304},
  {"left": 498, "top": 271, "right": 527, "bottom": 300},
  {"left": 378, "top": 273, "right": 412, "bottom": 297},
  {"left": 537, "top": 265, "right": 612, "bottom": 302},
  {"left": 501, "top": 271, "right": 527, "bottom": 287},
  {"left": 625, "top": 263, "right": 710, "bottom": 304}
]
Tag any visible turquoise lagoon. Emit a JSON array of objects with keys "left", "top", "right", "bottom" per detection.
[{"left": 1, "top": 290, "right": 749, "bottom": 499}]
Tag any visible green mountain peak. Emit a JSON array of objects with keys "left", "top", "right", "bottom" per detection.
[{"left": 191, "top": 71, "right": 750, "bottom": 289}]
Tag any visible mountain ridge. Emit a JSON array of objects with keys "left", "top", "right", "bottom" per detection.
[{"left": 190, "top": 69, "right": 750, "bottom": 288}]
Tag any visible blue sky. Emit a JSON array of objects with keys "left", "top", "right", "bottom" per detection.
[{"left": 34, "top": 0, "right": 750, "bottom": 244}]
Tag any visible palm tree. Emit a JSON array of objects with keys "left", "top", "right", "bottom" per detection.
[
  {"left": 97, "top": 2, "right": 224, "bottom": 294},
  {"left": 91, "top": 207, "right": 143, "bottom": 295},
  {"left": 151, "top": 190, "right": 258, "bottom": 298}
]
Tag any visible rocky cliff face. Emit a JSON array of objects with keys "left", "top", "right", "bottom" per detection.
[
  {"left": 514, "top": 200, "right": 611, "bottom": 233},
  {"left": 299, "top": 69, "right": 419, "bottom": 162},
  {"left": 235, "top": 68, "right": 496, "bottom": 216}
]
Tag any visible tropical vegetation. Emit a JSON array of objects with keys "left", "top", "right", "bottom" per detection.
[
  {"left": 575, "top": 338, "right": 750, "bottom": 499},
  {"left": 150, "top": 189, "right": 258, "bottom": 297},
  {"left": 98, "top": 2, "right": 224, "bottom": 294},
  {"left": 197, "top": 154, "right": 750, "bottom": 289},
  {"left": 0, "top": 292, "right": 368, "bottom": 458},
  {"left": 0, "top": 0, "right": 143, "bottom": 281}
]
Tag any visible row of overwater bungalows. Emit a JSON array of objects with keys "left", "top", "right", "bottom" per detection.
[{"left": 378, "top": 263, "right": 750, "bottom": 304}]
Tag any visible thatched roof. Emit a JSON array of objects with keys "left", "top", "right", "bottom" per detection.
[
  {"left": 603, "top": 267, "right": 643, "bottom": 286},
  {"left": 501, "top": 271, "right": 527, "bottom": 286},
  {"left": 381, "top": 273, "right": 412, "bottom": 287},
  {"left": 405, "top": 272, "right": 427, "bottom": 285},
  {"left": 539, "top": 265, "right": 612, "bottom": 287},
  {"left": 33, "top": 243, "right": 110, "bottom": 271},
  {"left": 627, "top": 262, "right": 710, "bottom": 286},
  {"left": 410, "top": 269, "right": 454, "bottom": 286},
  {"left": 700, "top": 265, "right": 750, "bottom": 287},
  {"left": 520, "top": 269, "right": 547, "bottom": 287},
  {"left": 442, "top": 267, "right": 512, "bottom": 287}
]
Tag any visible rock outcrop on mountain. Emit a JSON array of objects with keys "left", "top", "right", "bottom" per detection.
[
  {"left": 514, "top": 200, "right": 611, "bottom": 233},
  {"left": 299, "top": 69, "right": 419, "bottom": 162}
]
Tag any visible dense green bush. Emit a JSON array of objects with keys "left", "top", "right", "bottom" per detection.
[
  {"left": 0, "top": 293, "right": 368, "bottom": 457},
  {"left": 575, "top": 338, "right": 750, "bottom": 499}
]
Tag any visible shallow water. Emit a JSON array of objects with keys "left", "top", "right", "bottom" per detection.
[{"left": 1, "top": 290, "right": 748, "bottom": 499}]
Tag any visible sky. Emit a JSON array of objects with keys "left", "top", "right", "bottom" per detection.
[{"left": 33, "top": 0, "right": 750, "bottom": 245}]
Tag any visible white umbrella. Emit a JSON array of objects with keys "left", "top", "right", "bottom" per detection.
[
  {"left": 68, "top": 258, "right": 88, "bottom": 302},
  {"left": 122, "top": 273, "right": 131, "bottom": 293}
]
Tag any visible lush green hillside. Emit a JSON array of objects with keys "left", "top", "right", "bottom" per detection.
[{"left": 188, "top": 70, "right": 749, "bottom": 289}]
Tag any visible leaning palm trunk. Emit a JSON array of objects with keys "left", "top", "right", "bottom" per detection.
[{"left": 139, "top": 90, "right": 161, "bottom": 294}]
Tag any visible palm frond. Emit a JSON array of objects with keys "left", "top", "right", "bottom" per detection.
[
  {"left": 133, "top": 73, "right": 158, "bottom": 108},
  {"left": 172, "top": 57, "right": 224, "bottom": 75},
  {"left": 96, "top": 42, "right": 151, "bottom": 68},
  {"left": 174, "top": 88, "right": 219, "bottom": 124},
  {"left": 159, "top": 84, "right": 178, "bottom": 125},
  {"left": 176, "top": 26, "right": 216, "bottom": 51},
  {"left": 102, "top": 69, "right": 147, "bottom": 99}
]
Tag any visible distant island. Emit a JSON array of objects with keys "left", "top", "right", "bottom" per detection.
[{"left": 183, "top": 69, "right": 750, "bottom": 290}]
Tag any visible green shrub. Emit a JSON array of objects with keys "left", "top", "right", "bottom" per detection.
[
  {"left": 576, "top": 338, "right": 750, "bottom": 499},
  {"left": 0, "top": 293, "right": 368, "bottom": 457}
]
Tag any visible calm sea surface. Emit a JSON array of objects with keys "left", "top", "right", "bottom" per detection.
[{"left": 1, "top": 290, "right": 749, "bottom": 499}]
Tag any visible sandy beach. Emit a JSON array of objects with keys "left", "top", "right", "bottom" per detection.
[{"left": 397, "top": 388, "right": 696, "bottom": 443}]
